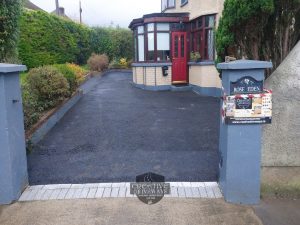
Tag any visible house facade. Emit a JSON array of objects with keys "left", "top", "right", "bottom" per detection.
[{"left": 129, "top": 0, "right": 224, "bottom": 96}]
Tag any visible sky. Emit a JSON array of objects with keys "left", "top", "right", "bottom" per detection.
[{"left": 31, "top": 0, "right": 161, "bottom": 28}]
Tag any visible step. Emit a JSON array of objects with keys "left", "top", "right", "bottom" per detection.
[{"left": 171, "top": 85, "right": 192, "bottom": 92}]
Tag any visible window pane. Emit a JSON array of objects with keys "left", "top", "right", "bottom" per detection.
[
  {"left": 137, "top": 26, "right": 144, "bottom": 34},
  {"left": 134, "top": 36, "right": 137, "bottom": 61},
  {"left": 147, "top": 23, "right": 154, "bottom": 32},
  {"left": 205, "top": 16, "right": 215, "bottom": 28},
  {"left": 157, "top": 51, "right": 170, "bottom": 61},
  {"left": 169, "top": 0, "right": 175, "bottom": 7},
  {"left": 197, "top": 17, "right": 203, "bottom": 28},
  {"left": 174, "top": 36, "right": 178, "bottom": 58},
  {"left": 148, "top": 33, "right": 154, "bottom": 51},
  {"left": 181, "top": 0, "right": 188, "bottom": 5},
  {"left": 157, "top": 33, "right": 170, "bottom": 61},
  {"left": 206, "top": 29, "right": 214, "bottom": 60},
  {"left": 157, "top": 33, "right": 170, "bottom": 50},
  {"left": 148, "top": 33, "right": 155, "bottom": 61},
  {"left": 162, "top": 0, "right": 168, "bottom": 11},
  {"left": 157, "top": 23, "right": 170, "bottom": 31},
  {"left": 138, "top": 35, "right": 144, "bottom": 61},
  {"left": 181, "top": 35, "right": 185, "bottom": 57}
]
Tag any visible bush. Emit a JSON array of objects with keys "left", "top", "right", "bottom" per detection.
[
  {"left": 87, "top": 53, "right": 109, "bottom": 72},
  {"left": 22, "top": 85, "right": 43, "bottom": 130},
  {"left": 109, "top": 58, "right": 131, "bottom": 69},
  {"left": 53, "top": 64, "right": 77, "bottom": 93},
  {"left": 53, "top": 63, "right": 88, "bottom": 92},
  {"left": 66, "top": 63, "right": 87, "bottom": 84},
  {"left": 26, "top": 66, "right": 70, "bottom": 110}
]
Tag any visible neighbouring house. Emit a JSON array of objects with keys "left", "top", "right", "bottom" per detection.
[
  {"left": 24, "top": 0, "right": 44, "bottom": 11},
  {"left": 129, "top": 0, "right": 224, "bottom": 96},
  {"left": 51, "top": 7, "right": 71, "bottom": 19}
]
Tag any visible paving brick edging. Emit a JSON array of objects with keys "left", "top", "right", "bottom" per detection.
[{"left": 19, "top": 182, "right": 223, "bottom": 201}]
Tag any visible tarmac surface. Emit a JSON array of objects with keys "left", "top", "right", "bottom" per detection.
[{"left": 27, "top": 72, "right": 220, "bottom": 185}]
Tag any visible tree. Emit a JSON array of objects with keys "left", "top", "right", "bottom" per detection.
[
  {"left": 216, "top": 0, "right": 300, "bottom": 75},
  {"left": 0, "top": 0, "right": 22, "bottom": 62}
]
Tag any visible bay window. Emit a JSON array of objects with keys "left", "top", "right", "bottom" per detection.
[
  {"left": 190, "top": 15, "right": 216, "bottom": 61},
  {"left": 134, "top": 23, "right": 171, "bottom": 62}
]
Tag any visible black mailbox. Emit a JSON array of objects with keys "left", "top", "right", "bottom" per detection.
[{"left": 162, "top": 66, "right": 168, "bottom": 76}]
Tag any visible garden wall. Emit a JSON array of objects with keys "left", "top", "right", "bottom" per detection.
[{"left": 262, "top": 41, "right": 300, "bottom": 167}]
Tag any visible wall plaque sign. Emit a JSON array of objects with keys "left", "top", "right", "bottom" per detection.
[
  {"left": 224, "top": 90, "right": 272, "bottom": 125},
  {"left": 230, "top": 76, "right": 263, "bottom": 95}
]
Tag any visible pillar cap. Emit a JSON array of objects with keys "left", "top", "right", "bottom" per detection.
[
  {"left": 217, "top": 60, "right": 272, "bottom": 70},
  {"left": 0, "top": 63, "right": 27, "bottom": 73}
]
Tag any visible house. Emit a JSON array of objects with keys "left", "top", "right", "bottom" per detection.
[
  {"left": 51, "top": 7, "right": 71, "bottom": 20},
  {"left": 24, "top": 0, "right": 44, "bottom": 11},
  {"left": 129, "top": 0, "right": 224, "bottom": 96}
]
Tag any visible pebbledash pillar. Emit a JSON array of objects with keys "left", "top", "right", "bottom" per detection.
[
  {"left": 217, "top": 60, "right": 273, "bottom": 205},
  {"left": 0, "top": 63, "right": 28, "bottom": 204}
]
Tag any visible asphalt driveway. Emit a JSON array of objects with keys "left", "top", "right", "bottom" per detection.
[{"left": 28, "top": 72, "right": 220, "bottom": 184}]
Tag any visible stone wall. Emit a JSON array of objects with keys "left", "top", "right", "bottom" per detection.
[{"left": 262, "top": 41, "right": 300, "bottom": 167}]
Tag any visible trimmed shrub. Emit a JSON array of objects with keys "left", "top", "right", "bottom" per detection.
[
  {"left": 87, "top": 53, "right": 109, "bottom": 72},
  {"left": 26, "top": 66, "right": 70, "bottom": 110}
]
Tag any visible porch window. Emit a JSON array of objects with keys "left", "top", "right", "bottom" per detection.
[
  {"left": 134, "top": 23, "right": 170, "bottom": 62},
  {"left": 135, "top": 25, "right": 145, "bottom": 61},
  {"left": 190, "top": 15, "right": 216, "bottom": 61},
  {"left": 161, "top": 0, "right": 175, "bottom": 11}
]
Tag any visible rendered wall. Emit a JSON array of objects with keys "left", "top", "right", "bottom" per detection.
[
  {"left": 164, "top": 0, "right": 224, "bottom": 22},
  {"left": 262, "top": 42, "right": 300, "bottom": 167},
  {"left": 189, "top": 65, "right": 221, "bottom": 88}
]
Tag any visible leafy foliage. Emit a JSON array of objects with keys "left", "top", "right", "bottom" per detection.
[
  {"left": 18, "top": 10, "right": 133, "bottom": 69},
  {"left": 216, "top": 0, "right": 300, "bottom": 74},
  {"left": 19, "top": 10, "right": 92, "bottom": 69},
  {"left": 0, "top": 0, "right": 22, "bottom": 62},
  {"left": 90, "top": 27, "right": 133, "bottom": 61}
]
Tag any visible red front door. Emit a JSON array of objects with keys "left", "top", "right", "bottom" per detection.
[{"left": 172, "top": 32, "right": 187, "bottom": 84}]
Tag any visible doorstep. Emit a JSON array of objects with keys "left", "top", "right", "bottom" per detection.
[
  {"left": 171, "top": 84, "right": 193, "bottom": 92},
  {"left": 18, "top": 182, "right": 222, "bottom": 202}
]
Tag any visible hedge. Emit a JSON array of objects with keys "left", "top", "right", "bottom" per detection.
[
  {"left": 19, "top": 10, "right": 133, "bottom": 69},
  {"left": 0, "top": 0, "right": 22, "bottom": 63}
]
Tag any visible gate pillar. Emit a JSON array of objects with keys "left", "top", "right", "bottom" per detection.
[
  {"left": 0, "top": 64, "right": 28, "bottom": 204},
  {"left": 217, "top": 60, "right": 272, "bottom": 205}
]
